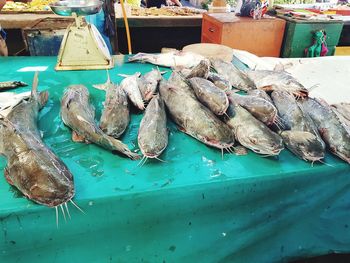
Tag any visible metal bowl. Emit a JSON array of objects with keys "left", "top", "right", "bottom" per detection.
[{"left": 50, "top": 0, "right": 103, "bottom": 16}]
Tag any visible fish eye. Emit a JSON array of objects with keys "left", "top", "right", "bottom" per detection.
[{"left": 250, "top": 138, "right": 258, "bottom": 144}]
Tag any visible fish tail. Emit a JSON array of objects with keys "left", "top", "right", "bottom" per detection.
[
  {"left": 100, "top": 133, "right": 140, "bottom": 160},
  {"left": 39, "top": 91, "right": 49, "bottom": 109},
  {"left": 128, "top": 53, "right": 148, "bottom": 62}
]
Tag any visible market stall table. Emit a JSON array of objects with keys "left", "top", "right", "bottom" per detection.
[
  {"left": 1, "top": 56, "right": 350, "bottom": 263},
  {"left": 0, "top": 13, "right": 68, "bottom": 55},
  {"left": 0, "top": 13, "right": 60, "bottom": 29}
]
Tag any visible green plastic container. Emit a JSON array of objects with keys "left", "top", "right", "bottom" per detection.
[{"left": 280, "top": 16, "right": 344, "bottom": 58}]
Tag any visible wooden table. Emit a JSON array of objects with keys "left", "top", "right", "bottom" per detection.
[{"left": 0, "top": 13, "right": 61, "bottom": 29}]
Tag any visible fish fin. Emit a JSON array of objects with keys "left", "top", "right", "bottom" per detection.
[
  {"left": 260, "top": 85, "right": 274, "bottom": 92},
  {"left": 118, "top": 74, "right": 131, "bottom": 78},
  {"left": 319, "top": 128, "right": 328, "bottom": 138},
  {"left": 0, "top": 114, "right": 16, "bottom": 132},
  {"left": 31, "top": 72, "right": 39, "bottom": 99},
  {"left": 92, "top": 70, "right": 113, "bottom": 91},
  {"left": 128, "top": 53, "right": 148, "bottom": 62},
  {"left": 178, "top": 126, "right": 186, "bottom": 133},
  {"left": 39, "top": 91, "right": 49, "bottom": 109},
  {"left": 118, "top": 72, "right": 141, "bottom": 78},
  {"left": 92, "top": 84, "right": 107, "bottom": 91},
  {"left": 4, "top": 166, "right": 14, "bottom": 185},
  {"left": 106, "top": 69, "right": 111, "bottom": 84},
  {"left": 72, "top": 131, "right": 86, "bottom": 143}
]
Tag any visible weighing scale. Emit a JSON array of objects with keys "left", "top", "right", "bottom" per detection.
[{"left": 50, "top": 0, "right": 114, "bottom": 71}]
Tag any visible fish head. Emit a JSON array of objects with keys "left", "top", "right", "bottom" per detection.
[
  {"left": 281, "top": 131, "right": 325, "bottom": 162},
  {"left": 9, "top": 148, "right": 75, "bottom": 207},
  {"left": 236, "top": 123, "right": 283, "bottom": 155},
  {"left": 249, "top": 97, "right": 277, "bottom": 125},
  {"left": 286, "top": 79, "right": 309, "bottom": 98},
  {"left": 331, "top": 133, "right": 350, "bottom": 164}
]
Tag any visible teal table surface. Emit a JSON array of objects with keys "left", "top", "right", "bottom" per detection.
[{"left": 0, "top": 56, "right": 350, "bottom": 263}]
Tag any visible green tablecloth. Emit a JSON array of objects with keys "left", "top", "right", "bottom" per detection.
[{"left": 0, "top": 56, "right": 350, "bottom": 263}]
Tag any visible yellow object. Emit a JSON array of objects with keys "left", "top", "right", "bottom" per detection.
[
  {"left": 126, "top": 0, "right": 141, "bottom": 7},
  {"left": 56, "top": 15, "right": 113, "bottom": 70},
  {"left": 3, "top": 0, "right": 56, "bottom": 11},
  {"left": 120, "top": 0, "right": 132, "bottom": 54},
  {"left": 334, "top": 46, "right": 350, "bottom": 56}
]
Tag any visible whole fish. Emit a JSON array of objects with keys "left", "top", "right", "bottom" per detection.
[
  {"left": 189, "top": 77, "right": 229, "bottom": 116},
  {"left": 0, "top": 73, "right": 74, "bottom": 207},
  {"left": 128, "top": 51, "right": 206, "bottom": 68},
  {"left": 0, "top": 80, "right": 27, "bottom": 91},
  {"left": 138, "top": 69, "right": 162, "bottom": 102},
  {"left": 168, "top": 71, "right": 196, "bottom": 98},
  {"left": 207, "top": 72, "right": 231, "bottom": 91},
  {"left": 227, "top": 92, "right": 278, "bottom": 126},
  {"left": 119, "top": 72, "right": 145, "bottom": 110},
  {"left": 210, "top": 58, "right": 255, "bottom": 91},
  {"left": 138, "top": 95, "right": 168, "bottom": 161},
  {"left": 271, "top": 90, "right": 325, "bottom": 162},
  {"left": 100, "top": 84, "right": 130, "bottom": 138},
  {"left": 226, "top": 102, "right": 284, "bottom": 156},
  {"left": 247, "top": 89, "right": 273, "bottom": 104},
  {"left": 61, "top": 85, "right": 139, "bottom": 160},
  {"left": 246, "top": 70, "right": 309, "bottom": 98},
  {"left": 159, "top": 80, "right": 234, "bottom": 150},
  {"left": 300, "top": 98, "right": 350, "bottom": 163},
  {"left": 93, "top": 70, "right": 130, "bottom": 138},
  {"left": 332, "top": 103, "right": 350, "bottom": 122},
  {"left": 184, "top": 59, "right": 210, "bottom": 79}
]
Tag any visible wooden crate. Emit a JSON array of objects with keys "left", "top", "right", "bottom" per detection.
[{"left": 201, "top": 13, "right": 286, "bottom": 57}]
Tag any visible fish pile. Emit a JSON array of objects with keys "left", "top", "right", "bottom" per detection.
[
  {"left": 1, "top": 52, "right": 350, "bottom": 215},
  {"left": 125, "top": 52, "right": 350, "bottom": 164}
]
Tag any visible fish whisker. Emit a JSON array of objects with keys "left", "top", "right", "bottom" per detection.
[
  {"left": 65, "top": 202, "right": 71, "bottom": 220},
  {"left": 70, "top": 200, "right": 86, "bottom": 214},
  {"left": 155, "top": 156, "right": 167, "bottom": 163},
  {"left": 137, "top": 156, "right": 146, "bottom": 166},
  {"left": 60, "top": 204, "right": 66, "bottom": 222},
  {"left": 138, "top": 156, "right": 148, "bottom": 167},
  {"left": 55, "top": 206, "right": 59, "bottom": 228},
  {"left": 318, "top": 159, "right": 334, "bottom": 168}
]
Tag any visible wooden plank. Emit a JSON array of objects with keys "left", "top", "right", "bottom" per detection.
[
  {"left": 0, "top": 14, "right": 62, "bottom": 29},
  {"left": 116, "top": 16, "right": 202, "bottom": 28}
]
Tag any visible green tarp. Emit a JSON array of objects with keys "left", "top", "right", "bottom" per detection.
[{"left": 0, "top": 56, "right": 349, "bottom": 263}]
